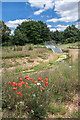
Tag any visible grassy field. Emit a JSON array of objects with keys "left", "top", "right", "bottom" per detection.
[{"left": 1, "top": 43, "right": 79, "bottom": 119}]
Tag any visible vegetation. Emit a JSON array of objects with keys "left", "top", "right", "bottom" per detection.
[
  {"left": 1, "top": 18, "right": 79, "bottom": 119},
  {"left": 0, "top": 20, "right": 79, "bottom": 46}
]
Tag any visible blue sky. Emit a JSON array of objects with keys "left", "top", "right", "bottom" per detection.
[{"left": 2, "top": 0, "right": 79, "bottom": 34}]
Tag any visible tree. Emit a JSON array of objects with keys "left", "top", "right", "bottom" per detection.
[
  {"left": 63, "top": 25, "right": 79, "bottom": 43},
  {"left": 0, "top": 21, "right": 11, "bottom": 44},
  {"left": 14, "top": 20, "right": 50, "bottom": 44},
  {"left": 50, "top": 30, "right": 63, "bottom": 44},
  {"left": 12, "top": 30, "right": 28, "bottom": 46}
]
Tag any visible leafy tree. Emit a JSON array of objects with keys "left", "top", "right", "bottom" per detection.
[
  {"left": 50, "top": 30, "right": 63, "bottom": 44},
  {"left": 14, "top": 20, "right": 50, "bottom": 44},
  {"left": 0, "top": 21, "right": 11, "bottom": 44},
  {"left": 63, "top": 25, "right": 79, "bottom": 43},
  {"left": 12, "top": 30, "right": 28, "bottom": 46}
]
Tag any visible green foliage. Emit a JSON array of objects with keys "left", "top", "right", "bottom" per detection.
[
  {"left": 12, "top": 30, "right": 28, "bottom": 46},
  {"left": 0, "top": 21, "right": 11, "bottom": 44},
  {"left": 14, "top": 20, "right": 50, "bottom": 45},
  {"left": 50, "top": 25, "right": 79, "bottom": 44},
  {"left": 1, "top": 20, "right": 79, "bottom": 45},
  {"left": 48, "top": 103, "right": 67, "bottom": 115}
]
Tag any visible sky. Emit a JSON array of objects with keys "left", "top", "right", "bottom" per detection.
[{"left": 1, "top": 0, "right": 79, "bottom": 34}]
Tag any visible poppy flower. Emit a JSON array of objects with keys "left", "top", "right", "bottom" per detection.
[
  {"left": 26, "top": 78, "right": 29, "bottom": 80},
  {"left": 45, "top": 82, "right": 49, "bottom": 86},
  {"left": 21, "top": 81, "right": 25, "bottom": 84},
  {"left": 32, "top": 80, "right": 34, "bottom": 82},
  {"left": 8, "top": 81, "right": 11, "bottom": 84},
  {"left": 18, "top": 83, "right": 22, "bottom": 87},
  {"left": 43, "top": 79, "right": 46, "bottom": 82},
  {"left": 46, "top": 78, "right": 48, "bottom": 81},
  {"left": 25, "top": 76, "right": 29, "bottom": 79},
  {"left": 40, "top": 87, "right": 45, "bottom": 90},
  {"left": 30, "top": 78, "right": 33, "bottom": 80},
  {"left": 38, "top": 77, "right": 42, "bottom": 81},
  {"left": 19, "top": 78, "right": 23, "bottom": 81},
  {"left": 34, "top": 81, "right": 37, "bottom": 84},
  {"left": 75, "top": 103, "right": 77, "bottom": 107},
  {"left": 25, "top": 83, "right": 28, "bottom": 86},
  {"left": 17, "top": 92, "right": 22, "bottom": 96},
  {"left": 28, "top": 86, "right": 31, "bottom": 88},
  {"left": 12, "top": 82, "right": 17, "bottom": 86},
  {"left": 13, "top": 87, "right": 17, "bottom": 91}
]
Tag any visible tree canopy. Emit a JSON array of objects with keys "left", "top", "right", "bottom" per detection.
[
  {"left": 0, "top": 21, "right": 11, "bottom": 44},
  {"left": 0, "top": 20, "right": 79, "bottom": 46},
  {"left": 13, "top": 20, "right": 50, "bottom": 45}
]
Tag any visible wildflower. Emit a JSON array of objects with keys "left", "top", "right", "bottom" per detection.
[
  {"left": 37, "top": 83, "right": 41, "bottom": 85},
  {"left": 17, "top": 92, "right": 22, "bottom": 96},
  {"left": 40, "top": 87, "right": 45, "bottom": 90},
  {"left": 25, "top": 83, "right": 28, "bottom": 86},
  {"left": 30, "top": 78, "right": 33, "bottom": 80},
  {"left": 18, "top": 83, "right": 22, "bottom": 87},
  {"left": 21, "top": 81, "right": 25, "bottom": 84},
  {"left": 19, "top": 78, "right": 23, "bottom": 81},
  {"left": 12, "top": 82, "right": 17, "bottom": 86},
  {"left": 34, "top": 81, "right": 37, "bottom": 84},
  {"left": 8, "top": 81, "right": 11, "bottom": 84},
  {"left": 27, "top": 78, "right": 29, "bottom": 80},
  {"left": 13, "top": 87, "right": 17, "bottom": 91},
  {"left": 25, "top": 76, "right": 29, "bottom": 79},
  {"left": 46, "top": 78, "right": 48, "bottom": 81},
  {"left": 43, "top": 79, "right": 46, "bottom": 82},
  {"left": 45, "top": 82, "right": 49, "bottom": 86},
  {"left": 75, "top": 103, "right": 78, "bottom": 107},
  {"left": 32, "top": 80, "right": 34, "bottom": 82},
  {"left": 28, "top": 86, "right": 31, "bottom": 88},
  {"left": 38, "top": 77, "right": 42, "bottom": 81}
]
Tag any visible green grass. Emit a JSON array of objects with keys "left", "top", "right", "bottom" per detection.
[{"left": 48, "top": 103, "right": 67, "bottom": 115}]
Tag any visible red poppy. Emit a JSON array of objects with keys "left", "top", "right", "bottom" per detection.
[
  {"left": 28, "top": 86, "right": 31, "bottom": 88},
  {"left": 38, "top": 77, "right": 42, "bottom": 81},
  {"left": 12, "top": 82, "right": 17, "bottom": 86},
  {"left": 13, "top": 87, "right": 17, "bottom": 91},
  {"left": 27, "top": 78, "right": 29, "bottom": 80},
  {"left": 25, "top": 83, "right": 28, "bottom": 86},
  {"left": 18, "top": 83, "right": 22, "bottom": 87},
  {"left": 75, "top": 103, "right": 77, "bottom": 107},
  {"left": 46, "top": 78, "right": 48, "bottom": 81},
  {"left": 45, "top": 82, "right": 49, "bottom": 86},
  {"left": 30, "top": 78, "right": 33, "bottom": 80},
  {"left": 32, "top": 80, "right": 34, "bottom": 82},
  {"left": 25, "top": 76, "right": 29, "bottom": 79},
  {"left": 21, "top": 81, "right": 25, "bottom": 84},
  {"left": 17, "top": 92, "right": 22, "bottom": 96},
  {"left": 34, "top": 81, "right": 37, "bottom": 84},
  {"left": 40, "top": 87, "right": 45, "bottom": 90},
  {"left": 8, "top": 81, "right": 11, "bottom": 84},
  {"left": 19, "top": 78, "right": 23, "bottom": 81},
  {"left": 43, "top": 79, "right": 46, "bottom": 82}
]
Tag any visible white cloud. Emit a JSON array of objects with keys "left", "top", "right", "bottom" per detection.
[
  {"left": 27, "top": 0, "right": 54, "bottom": 15},
  {"left": 34, "top": 9, "right": 45, "bottom": 15},
  {"left": 47, "top": 0, "right": 79, "bottom": 23},
  {"left": 10, "top": 30, "right": 14, "bottom": 35},
  {"left": 5, "top": 19, "right": 31, "bottom": 28},
  {"left": 47, "top": 24, "right": 52, "bottom": 28},
  {"left": 50, "top": 24, "right": 69, "bottom": 31},
  {"left": 50, "top": 28, "right": 57, "bottom": 32}
]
